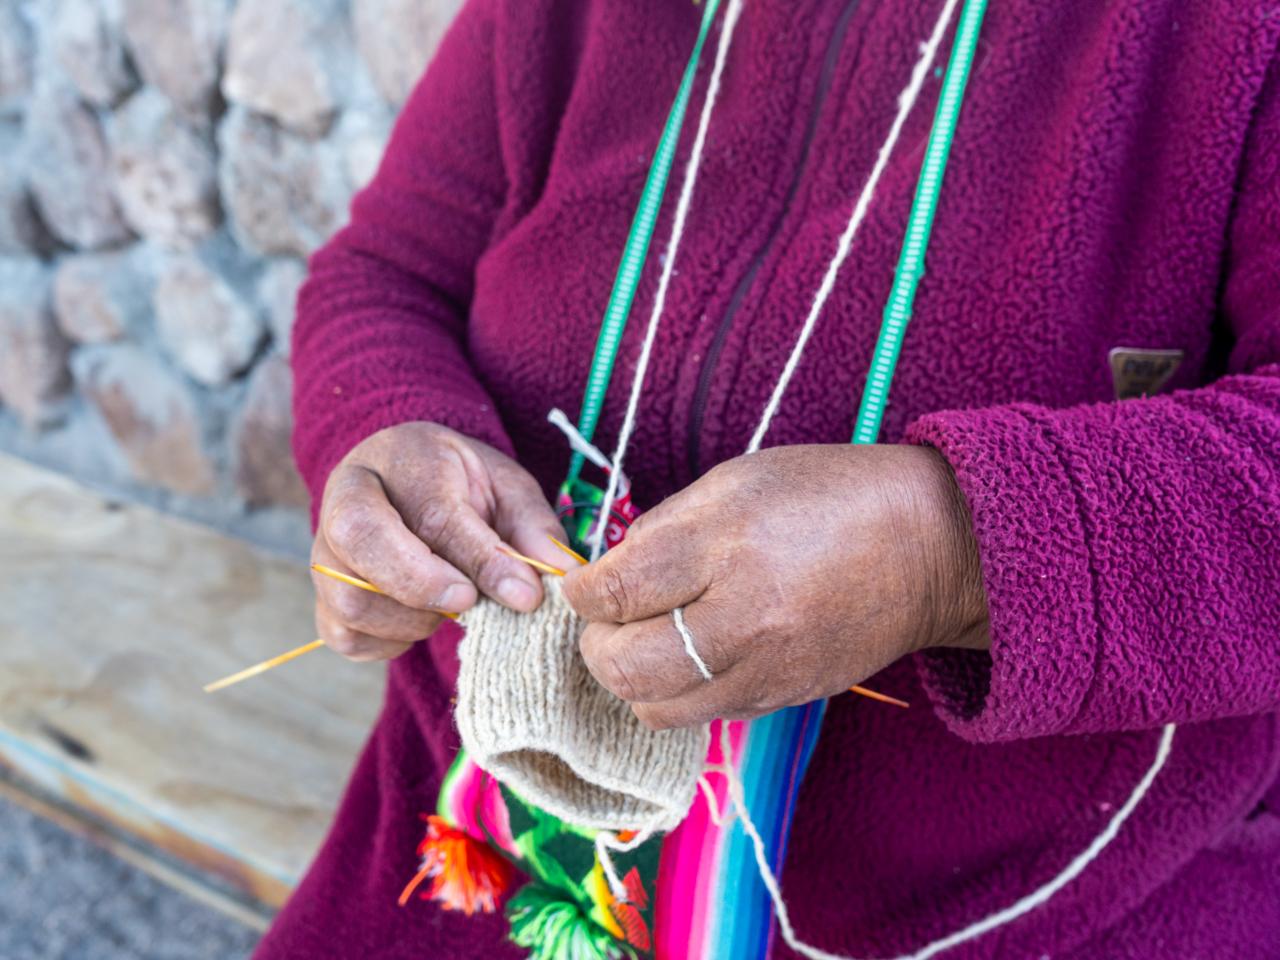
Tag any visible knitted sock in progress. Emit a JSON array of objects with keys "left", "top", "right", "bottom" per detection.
[{"left": 456, "top": 578, "right": 708, "bottom": 832}]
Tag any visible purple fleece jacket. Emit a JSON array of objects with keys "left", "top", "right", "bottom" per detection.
[{"left": 256, "top": 1, "right": 1280, "bottom": 957}]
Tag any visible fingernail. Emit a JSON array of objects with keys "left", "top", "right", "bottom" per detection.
[
  {"left": 497, "top": 577, "right": 538, "bottom": 611},
  {"left": 437, "top": 583, "right": 472, "bottom": 611}
]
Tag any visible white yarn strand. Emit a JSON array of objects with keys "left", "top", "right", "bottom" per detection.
[
  {"left": 716, "top": 721, "right": 1178, "bottom": 960},
  {"left": 673, "top": 606, "right": 714, "bottom": 680},
  {"left": 590, "top": 0, "right": 747, "bottom": 559},
  {"left": 895, "top": 723, "right": 1177, "bottom": 960},
  {"left": 548, "top": 407, "right": 613, "bottom": 471},
  {"left": 696, "top": 773, "right": 735, "bottom": 828},
  {"left": 745, "top": 0, "right": 964, "bottom": 455},
  {"left": 595, "top": 823, "right": 659, "bottom": 902}
]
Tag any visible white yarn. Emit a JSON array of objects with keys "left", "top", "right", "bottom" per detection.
[
  {"left": 696, "top": 772, "right": 735, "bottom": 828},
  {"left": 595, "top": 820, "right": 661, "bottom": 902},
  {"left": 745, "top": 0, "right": 964, "bottom": 455},
  {"left": 591, "top": 0, "right": 747, "bottom": 559},
  {"left": 548, "top": 407, "right": 612, "bottom": 472},
  {"left": 673, "top": 606, "right": 714, "bottom": 680},
  {"left": 715, "top": 720, "right": 1178, "bottom": 960},
  {"left": 568, "top": 0, "right": 1180, "bottom": 951}
]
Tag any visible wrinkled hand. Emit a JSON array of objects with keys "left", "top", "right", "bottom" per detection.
[
  {"left": 313, "top": 422, "right": 564, "bottom": 661},
  {"left": 562, "top": 444, "right": 989, "bottom": 729}
]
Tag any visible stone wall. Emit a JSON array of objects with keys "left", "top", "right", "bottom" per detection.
[{"left": 0, "top": 0, "right": 461, "bottom": 556}]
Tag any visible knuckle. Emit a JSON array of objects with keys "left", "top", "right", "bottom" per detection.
[
  {"left": 411, "top": 499, "right": 458, "bottom": 547},
  {"left": 597, "top": 647, "right": 643, "bottom": 703},
  {"left": 326, "top": 501, "right": 376, "bottom": 554},
  {"left": 632, "top": 703, "right": 670, "bottom": 731},
  {"left": 600, "top": 566, "right": 634, "bottom": 623},
  {"left": 324, "top": 624, "right": 366, "bottom": 660},
  {"left": 700, "top": 630, "right": 732, "bottom": 676},
  {"left": 472, "top": 551, "right": 512, "bottom": 590},
  {"left": 327, "top": 583, "right": 374, "bottom": 624},
  {"left": 626, "top": 510, "right": 654, "bottom": 539},
  {"left": 377, "top": 570, "right": 431, "bottom": 610},
  {"left": 687, "top": 603, "right": 735, "bottom": 673}
]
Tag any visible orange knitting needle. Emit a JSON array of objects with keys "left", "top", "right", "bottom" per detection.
[
  {"left": 548, "top": 536, "right": 589, "bottom": 566},
  {"left": 310, "top": 564, "right": 459, "bottom": 620},
  {"left": 311, "top": 562, "right": 385, "bottom": 594},
  {"left": 535, "top": 538, "right": 908, "bottom": 708},
  {"left": 849, "top": 685, "right": 909, "bottom": 709},
  {"left": 205, "top": 639, "right": 327, "bottom": 693},
  {"left": 204, "top": 565, "right": 465, "bottom": 693},
  {"left": 496, "top": 545, "right": 567, "bottom": 578}
]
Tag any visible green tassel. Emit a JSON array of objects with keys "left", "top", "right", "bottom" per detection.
[{"left": 507, "top": 884, "right": 637, "bottom": 960}]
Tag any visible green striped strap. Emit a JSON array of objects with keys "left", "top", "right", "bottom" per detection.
[
  {"left": 852, "top": 0, "right": 989, "bottom": 445},
  {"left": 565, "top": 0, "right": 724, "bottom": 491}
]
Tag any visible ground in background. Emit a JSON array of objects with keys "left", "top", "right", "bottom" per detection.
[{"left": 0, "top": 795, "right": 261, "bottom": 960}]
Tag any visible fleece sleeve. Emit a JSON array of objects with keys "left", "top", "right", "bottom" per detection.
[
  {"left": 290, "top": 0, "right": 513, "bottom": 511},
  {"left": 905, "top": 60, "right": 1280, "bottom": 743}
]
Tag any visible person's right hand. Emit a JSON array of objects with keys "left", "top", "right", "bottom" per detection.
[{"left": 312, "top": 422, "right": 566, "bottom": 661}]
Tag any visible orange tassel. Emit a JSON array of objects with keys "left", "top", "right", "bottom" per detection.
[
  {"left": 607, "top": 867, "right": 652, "bottom": 950},
  {"left": 398, "top": 815, "right": 515, "bottom": 915}
]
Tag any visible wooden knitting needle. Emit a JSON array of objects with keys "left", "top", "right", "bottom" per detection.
[
  {"left": 496, "top": 545, "right": 567, "bottom": 577},
  {"left": 848, "top": 685, "right": 909, "bottom": 709},
  {"left": 311, "top": 564, "right": 459, "bottom": 620},
  {"left": 548, "top": 536, "right": 589, "bottom": 566},
  {"left": 311, "top": 562, "right": 385, "bottom": 594},
  {"left": 536, "top": 538, "right": 908, "bottom": 708},
  {"left": 204, "top": 639, "right": 326, "bottom": 693},
  {"left": 203, "top": 565, "right": 462, "bottom": 693}
]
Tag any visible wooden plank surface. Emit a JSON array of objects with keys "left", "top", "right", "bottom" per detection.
[{"left": 0, "top": 454, "right": 384, "bottom": 906}]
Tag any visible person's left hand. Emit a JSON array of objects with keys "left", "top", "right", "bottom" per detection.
[{"left": 561, "top": 444, "right": 990, "bottom": 730}]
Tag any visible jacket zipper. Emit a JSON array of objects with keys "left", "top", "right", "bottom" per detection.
[{"left": 686, "top": 0, "right": 864, "bottom": 478}]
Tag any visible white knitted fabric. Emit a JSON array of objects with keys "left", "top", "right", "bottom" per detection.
[{"left": 456, "top": 578, "right": 708, "bottom": 831}]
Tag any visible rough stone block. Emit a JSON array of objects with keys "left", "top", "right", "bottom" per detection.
[
  {"left": 0, "top": 168, "right": 46, "bottom": 255},
  {"left": 222, "top": 0, "right": 350, "bottom": 137},
  {"left": 354, "top": 0, "right": 461, "bottom": 107},
  {"left": 231, "top": 354, "right": 307, "bottom": 508},
  {"left": 110, "top": 88, "right": 221, "bottom": 248},
  {"left": 23, "top": 84, "right": 133, "bottom": 250},
  {"left": 154, "top": 251, "right": 264, "bottom": 387},
  {"left": 0, "top": 119, "right": 52, "bottom": 255},
  {"left": 121, "top": 0, "right": 230, "bottom": 117},
  {"left": 0, "top": 0, "right": 35, "bottom": 113},
  {"left": 73, "top": 343, "right": 217, "bottom": 496},
  {"left": 51, "top": 0, "right": 138, "bottom": 108},
  {"left": 218, "top": 106, "right": 350, "bottom": 258},
  {"left": 53, "top": 247, "right": 154, "bottom": 344},
  {"left": 0, "top": 257, "right": 70, "bottom": 428}
]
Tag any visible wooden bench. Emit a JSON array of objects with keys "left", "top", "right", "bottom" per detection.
[{"left": 0, "top": 454, "right": 382, "bottom": 925}]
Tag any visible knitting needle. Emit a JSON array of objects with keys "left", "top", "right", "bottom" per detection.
[
  {"left": 548, "top": 536, "right": 589, "bottom": 566},
  {"left": 310, "top": 563, "right": 383, "bottom": 594},
  {"left": 204, "top": 639, "right": 327, "bottom": 693},
  {"left": 539, "top": 538, "right": 907, "bottom": 708},
  {"left": 849, "top": 685, "right": 908, "bottom": 709},
  {"left": 311, "top": 564, "right": 459, "bottom": 620},
  {"left": 204, "top": 565, "right": 466, "bottom": 693},
  {"left": 496, "top": 545, "right": 567, "bottom": 577}
]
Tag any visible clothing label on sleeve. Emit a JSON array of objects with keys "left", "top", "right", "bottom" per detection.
[{"left": 1108, "top": 347, "right": 1184, "bottom": 400}]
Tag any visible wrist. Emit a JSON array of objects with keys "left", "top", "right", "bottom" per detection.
[{"left": 913, "top": 446, "right": 991, "bottom": 651}]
